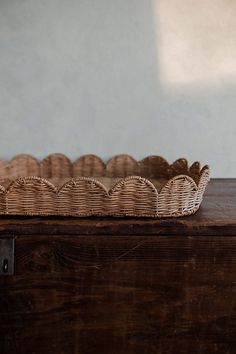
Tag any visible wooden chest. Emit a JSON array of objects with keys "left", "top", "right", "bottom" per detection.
[{"left": 1, "top": 179, "right": 236, "bottom": 354}]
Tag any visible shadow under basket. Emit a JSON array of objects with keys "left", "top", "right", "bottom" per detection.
[{"left": 0, "top": 154, "right": 210, "bottom": 218}]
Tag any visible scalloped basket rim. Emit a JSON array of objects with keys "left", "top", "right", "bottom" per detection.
[
  {"left": 0, "top": 169, "right": 210, "bottom": 196},
  {"left": 0, "top": 153, "right": 210, "bottom": 177},
  {"left": 74, "top": 154, "right": 106, "bottom": 167},
  {"left": 5, "top": 176, "right": 58, "bottom": 194}
]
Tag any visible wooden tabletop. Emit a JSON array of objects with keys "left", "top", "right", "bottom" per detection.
[{"left": 0, "top": 179, "right": 235, "bottom": 236}]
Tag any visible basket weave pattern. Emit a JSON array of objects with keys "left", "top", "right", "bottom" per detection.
[{"left": 0, "top": 154, "right": 210, "bottom": 217}]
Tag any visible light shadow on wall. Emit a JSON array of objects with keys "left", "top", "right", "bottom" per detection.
[
  {"left": 155, "top": 0, "right": 236, "bottom": 88},
  {"left": 152, "top": 0, "right": 236, "bottom": 177}
]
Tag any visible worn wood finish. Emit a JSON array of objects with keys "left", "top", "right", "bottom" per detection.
[
  {"left": 0, "top": 179, "right": 235, "bottom": 236},
  {"left": 1, "top": 179, "right": 236, "bottom": 353},
  {"left": 1, "top": 235, "right": 236, "bottom": 354}
]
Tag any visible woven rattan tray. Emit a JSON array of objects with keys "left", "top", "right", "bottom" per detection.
[{"left": 0, "top": 154, "right": 210, "bottom": 218}]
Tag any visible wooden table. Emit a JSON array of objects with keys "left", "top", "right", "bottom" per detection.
[{"left": 0, "top": 179, "right": 236, "bottom": 354}]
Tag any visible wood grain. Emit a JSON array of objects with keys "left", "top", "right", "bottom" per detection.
[{"left": 1, "top": 235, "right": 236, "bottom": 353}]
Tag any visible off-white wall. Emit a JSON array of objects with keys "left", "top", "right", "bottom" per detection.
[{"left": 0, "top": 0, "right": 235, "bottom": 177}]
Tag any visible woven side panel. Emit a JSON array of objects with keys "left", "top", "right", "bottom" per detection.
[
  {"left": 195, "top": 166, "right": 210, "bottom": 206},
  {"left": 140, "top": 156, "right": 170, "bottom": 178},
  {"left": 0, "top": 185, "right": 6, "bottom": 214},
  {"left": 73, "top": 155, "right": 105, "bottom": 177},
  {"left": 8, "top": 155, "right": 40, "bottom": 178},
  {"left": 158, "top": 176, "right": 198, "bottom": 217},
  {"left": 41, "top": 154, "right": 73, "bottom": 178},
  {"left": 7, "top": 177, "right": 56, "bottom": 215},
  {"left": 108, "top": 177, "right": 157, "bottom": 216},
  {"left": 106, "top": 155, "right": 140, "bottom": 177},
  {"left": 58, "top": 178, "right": 108, "bottom": 216}
]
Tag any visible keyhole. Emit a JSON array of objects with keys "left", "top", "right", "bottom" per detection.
[{"left": 3, "top": 259, "right": 8, "bottom": 273}]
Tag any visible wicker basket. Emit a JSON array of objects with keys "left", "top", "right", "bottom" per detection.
[{"left": 0, "top": 154, "right": 210, "bottom": 218}]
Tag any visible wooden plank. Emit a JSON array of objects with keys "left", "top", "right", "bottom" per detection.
[
  {"left": 0, "top": 179, "right": 235, "bottom": 236},
  {"left": 1, "top": 235, "right": 236, "bottom": 353}
]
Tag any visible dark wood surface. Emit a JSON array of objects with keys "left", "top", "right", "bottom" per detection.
[
  {"left": 1, "top": 179, "right": 236, "bottom": 353},
  {"left": 0, "top": 179, "right": 235, "bottom": 236}
]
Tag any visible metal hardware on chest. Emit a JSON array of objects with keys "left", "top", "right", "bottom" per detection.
[{"left": 0, "top": 238, "right": 15, "bottom": 275}]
